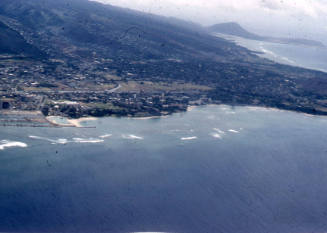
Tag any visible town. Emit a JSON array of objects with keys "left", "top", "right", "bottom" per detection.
[{"left": 0, "top": 55, "right": 213, "bottom": 119}]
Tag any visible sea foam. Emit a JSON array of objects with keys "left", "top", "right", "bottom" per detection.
[
  {"left": 29, "top": 135, "right": 68, "bottom": 144},
  {"left": 210, "top": 133, "right": 222, "bottom": 139},
  {"left": 122, "top": 134, "right": 144, "bottom": 140},
  {"left": 29, "top": 135, "right": 104, "bottom": 144},
  {"left": 181, "top": 136, "right": 197, "bottom": 141},
  {"left": 72, "top": 138, "right": 104, "bottom": 143},
  {"left": 99, "top": 134, "right": 112, "bottom": 139},
  {"left": 0, "top": 140, "right": 28, "bottom": 150},
  {"left": 228, "top": 129, "right": 239, "bottom": 133},
  {"left": 213, "top": 128, "right": 225, "bottom": 134}
]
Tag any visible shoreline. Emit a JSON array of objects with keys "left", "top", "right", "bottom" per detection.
[
  {"left": 46, "top": 116, "right": 97, "bottom": 127},
  {"left": 215, "top": 33, "right": 327, "bottom": 73},
  {"left": 48, "top": 103, "right": 326, "bottom": 121},
  {"left": 2, "top": 103, "right": 327, "bottom": 129},
  {"left": 187, "top": 105, "right": 197, "bottom": 112},
  {"left": 67, "top": 117, "right": 97, "bottom": 127}
]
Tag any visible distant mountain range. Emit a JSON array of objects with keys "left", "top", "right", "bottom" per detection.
[
  {"left": 0, "top": 0, "right": 245, "bottom": 62},
  {"left": 208, "top": 22, "right": 325, "bottom": 47}
]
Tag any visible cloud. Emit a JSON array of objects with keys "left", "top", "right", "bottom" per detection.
[
  {"left": 260, "top": 0, "right": 282, "bottom": 10},
  {"left": 92, "top": 0, "right": 327, "bottom": 41},
  {"left": 257, "top": 0, "right": 327, "bottom": 18},
  {"left": 95, "top": 0, "right": 327, "bottom": 14}
]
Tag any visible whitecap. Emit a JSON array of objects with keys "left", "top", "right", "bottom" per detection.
[
  {"left": 73, "top": 138, "right": 104, "bottom": 143},
  {"left": 0, "top": 140, "right": 28, "bottom": 150},
  {"left": 122, "top": 134, "right": 144, "bottom": 140},
  {"left": 210, "top": 133, "right": 222, "bottom": 139},
  {"left": 213, "top": 128, "right": 225, "bottom": 134},
  {"left": 99, "top": 134, "right": 112, "bottom": 139},
  {"left": 56, "top": 139, "right": 69, "bottom": 144},
  {"left": 29, "top": 135, "right": 105, "bottom": 144},
  {"left": 228, "top": 129, "right": 239, "bottom": 133},
  {"left": 29, "top": 135, "right": 68, "bottom": 144},
  {"left": 181, "top": 136, "right": 197, "bottom": 141}
]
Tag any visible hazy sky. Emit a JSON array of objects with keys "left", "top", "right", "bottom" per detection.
[{"left": 93, "top": 0, "right": 327, "bottom": 42}]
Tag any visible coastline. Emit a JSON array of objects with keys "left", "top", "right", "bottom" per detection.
[
  {"left": 132, "top": 116, "right": 162, "bottom": 120},
  {"left": 1, "top": 103, "right": 326, "bottom": 129},
  {"left": 187, "top": 105, "right": 197, "bottom": 112},
  {"left": 67, "top": 117, "right": 97, "bottom": 127},
  {"left": 214, "top": 33, "right": 327, "bottom": 73},
  {"left": 46, "top": 116, "right": 97, "bottom": 127}
]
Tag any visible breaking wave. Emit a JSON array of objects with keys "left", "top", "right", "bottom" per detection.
[
  {"left": 122, "top": 134, "right": 144, "bottom": 140},
  {"left": 0, "top": 140, "right": 28, "bottom": 150},
  {"left": 99, "top": 134, "right": 112, "bottom": 139},
  {"left": 210, "top": 133, "right": 222, "bottom": 139},
  {"left": 213, "top": 128, "right": 225, "bottom": 134},
  {"left": 72, "top": 138, "right": 104, "bottom": 143},
  {"left": 29, "top": 136, "right": 68, "bottom": 144},
  {"left": 29, "top": 135, "right": 104, "bottom": 144},
  {"left": 228, "top": 129, "right": 240, "bottom": 133},
  {"left": 181, "top": 136, "right": 197, "bottom": 141}
]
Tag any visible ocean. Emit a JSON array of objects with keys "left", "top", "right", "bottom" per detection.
[
  {"left": 1, "top": 105, "right": 327, "bottom": 233},
  {"left": 216, "top": 33, "right": 327, "bottom": 72}
]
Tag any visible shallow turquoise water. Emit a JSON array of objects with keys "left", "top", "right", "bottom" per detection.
[{"left": 1, "top": 105, "right": 327, "bottom": 233}]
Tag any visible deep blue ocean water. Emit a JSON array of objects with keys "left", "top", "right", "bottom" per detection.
[{"left": 1, "top": 105, "right": 327, "bottom": 233}]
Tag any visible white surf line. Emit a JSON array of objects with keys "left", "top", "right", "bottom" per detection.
[
  {"left": 122, "top": 134, "right": 144, "bottom": 140},
  {"left": 210, "top": 133, "right": 222, "bottom": 139},
  {"left": 281, "top": 56, "right": 296, "bottom": 64},
  {"left": 260, "top": 45, "right": 296, "bottom": 65},
  {"left": 260, "top": 46, "right": 278, "bottom": 58},
  {"left": 29, "top": 135, "right": 68, "bottom": 144},
  {"left": 181, "top": 136, "right": 198, "bottom": 141},
  {"left": 99, "top": 134, "right": 112, "bottom": 139},
  {"left": 72, "top": 138, "right": 104, "bottom": 143},
  {"left": 228, "top": 129, "right": 240, "bottom": 133},
  {"left": 0, "top": 140, "right": 28, "bottom": 150},
  {"left": 29, "top": 135, "right": 105, "bottom": 144},
  {"left": 213, "top": 128, "right": 225, "bottom": 134},
  {"left": 210, "top": 128, "right": 225, "bottom": 139}
]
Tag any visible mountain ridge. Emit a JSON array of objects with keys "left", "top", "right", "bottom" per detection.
[
  {"left": 1, "top": 0, "right": 327, "bottom": 118},
  {"left": 0, "top": 20, "right": 46, "bottom": 58}
]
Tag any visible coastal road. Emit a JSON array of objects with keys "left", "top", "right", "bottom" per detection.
[{"left": 106, "top": 84, "right": 122, "bottom": 93}]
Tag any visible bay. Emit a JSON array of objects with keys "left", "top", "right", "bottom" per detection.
[{"left": 1, "top": 105, "right": 327, "bottom": 233}]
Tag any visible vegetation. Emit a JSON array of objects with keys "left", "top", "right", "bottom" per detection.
[{"left": 1, "top": 0, "right": 327, "bottom": 118}]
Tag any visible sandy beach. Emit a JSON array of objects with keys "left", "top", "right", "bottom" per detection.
[
  {"left": 46, "top": 116, "right": 97, "bottom": 127},
  {"left": 187, "top": 105, "right": 198, "bottom": 112},
  {"left": 67, "top": 117, "right": 97, "bottom": 127}
]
